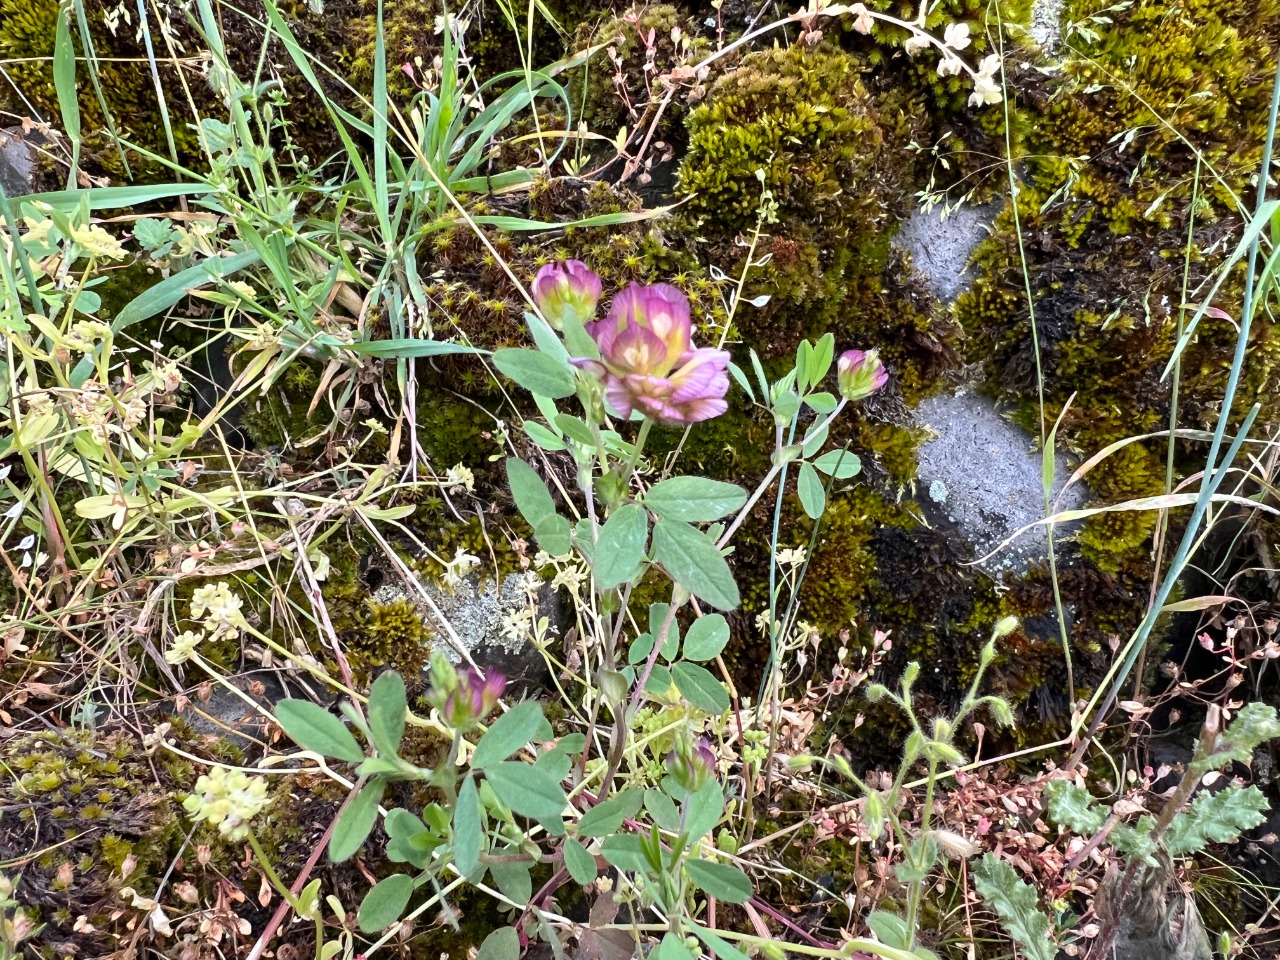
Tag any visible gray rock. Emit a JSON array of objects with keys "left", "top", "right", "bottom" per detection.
[
  {"left": 893, "top": 201, "right": 1001, "bottom": 304},
  {"left": 1031, "top": 0, "right": 1066, "bottom": 52},
  {"left": 374, "top": 570, "right": 562, "bottom": 691},
  {"left": 913, "top": 388, "right": 1087, "bottom": 575},
  {"left": 0, "top": 128, "right": 35, "bottom": 198}
]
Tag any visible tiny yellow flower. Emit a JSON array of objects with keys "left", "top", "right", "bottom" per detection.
[
  {"left": 183, "top": 767, "right": 271, "bottom": 840},
  {"left": 69, "top": 224, "right": 128, "bottom": 261},
  {"left": 165, "top": 630, "right": 204, "bottom": 666},
  {"left": 189, "top": 582, "right": 248, "bottom": 639}
]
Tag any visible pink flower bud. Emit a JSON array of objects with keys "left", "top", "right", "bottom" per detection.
[
  {"left": 836, "top": 349, "right": 888, "bottom": 401},
  {"left": 443, "top": 668, "right": 507, "bottom": 728},
  {"left": 667, "top": 735, "right": 718, "bottom": 792},
  {"left": 577, "top": 282, "right": 729, "bottom": 425},
  {"left": 532, "top": 261, "right": 602, "bottom": 330}
]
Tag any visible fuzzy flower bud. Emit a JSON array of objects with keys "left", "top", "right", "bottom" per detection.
[
  {"left": 667, "top": 735, "right": 717, "bottom": 793},
  {"left": 532, "top": 260, "right": 602, "bottom": 330},
  {"left": 443, "top": 668, "right": 507, "bottom": 728},
  {"left": 183, "top": 767, "right": 271, "bottom": 841},
  {"left": 576, "top": 282, "right": 729, "bottom": 425},
  {"left": 836, "top": 349, "right": 888, "bottom": 402}
]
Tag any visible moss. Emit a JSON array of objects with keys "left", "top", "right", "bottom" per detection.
[
  {"left": 953, "top": 0, "right": 1280, "bottom": 576},
  {"left": 675, "top": 43, "right": 959, "bottom": 399},
  {"left": 348, "top": 596, "right": 434, "bottom": 687},
  {"left": 569, "top": 5, "right": 711, "bottom": 168},
  {"left": 3, "top": 730, "right": 187, "bottom": 952}
]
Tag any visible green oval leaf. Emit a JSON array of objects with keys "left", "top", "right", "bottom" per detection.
[
  {"left": 593, "top": 503, "right": 649, "bottom": 589},
  {"left": 493, "top": 347, "right": 576, "bottom": 398},
  {"left": 563, "top": 837, "right": 597, "bottom": 884},
  {"left": 485, "top": 762, "right": 567, "bottom": 820},
  {"left": 797, "top": 462, "right": 826, "bottom": 520},
  {"left": 275, "top": 699, "right": 364, "bottom": 763},
  {"left": 330, "top": 778, "right": 386, "bottom": 862},
  {"left": 811, "top": 448, "right": 862, "bottom": 480},
  {"left": 644, "top": 477, "right": 747, "bottom": 523},
  {"left": 477, "top": 927, "right": 520, "bottom": 960},
  {"left": 368, "top": 671, "right": 407, "bottom": 757},
  {"left": 357, "top": 874, "right": 414, "bottom": 932},
  {"left": 682, "top": 614, "right": 729, "bottom": 661},
  {"left": 684, "top": 859, "right": 752, "bottom": 903},
  {"left": 672, "top": 662, "right": 730, "bottom": 715},
  {"left": 651, "top": 519, "right": 739, "bottom": 611},
  {"left": 472, "top": 700, "right": 550, "bottom": 768},
  {"left": 453, "top": 776, "right": 483, "bottom": 876},
  {"left": 576, "top": 788, "right": 644, "bottom": 838}
]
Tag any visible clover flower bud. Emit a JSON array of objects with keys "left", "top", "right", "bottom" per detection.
[
  {"left": 532, "top": 260, "right": 602, "bottom": 330},
  {"left": 443, "top": 668, "right": 507, "bottom": 728},
  {"left": 836, "top": 349, "right": 888, "bottom": 402},
  {"left": 667, "top": 735, "right": 717, "bottom": 792}
]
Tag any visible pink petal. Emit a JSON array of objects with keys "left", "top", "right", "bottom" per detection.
[
  {"left": 612, "top": 322, "right": 671, "bottom": 376},
  {"left": 675, "top": 396, "right": 729, "bottom": 423},
  {"left": 604, "top": 376, "right": 636, "bottom": 419}
]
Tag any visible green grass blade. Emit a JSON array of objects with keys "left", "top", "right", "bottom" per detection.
[
  {"left": 53, "top": 0, "right": 82, "bottom": 184},
  {"left": 373, "top": 0, "right": 389, "bottom": 234},
  {"left": 14, "top": 184, "right": 215, "bottom": 213},
  {"left": 346, "top": 340, "right": 488, "bottom": 359},
  {"left": 0, "top": 183, "right": 44, "bottom": 317},
  {"left": 112, "top": 250, "right": 263, "bottom": 331},
  {"left": 72, "top": 0, "right": 131, "bottom": 177}
]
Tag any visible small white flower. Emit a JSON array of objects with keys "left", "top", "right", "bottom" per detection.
[
  {"left": 850, "top": 2, "right": 873, "bottom": 33},
  {"left": 445, "top": 464, "right": 476, "bottom": 494},
  {"left": 937, "top": 56, "right": 965, "bottom": 78},
  {"left": 189, "top": 582, "right": 248, "bottom": 639},
  {"left": 903, "top": 32, "right": 930, "bottom": 55},
  {"left": 441, "top": 550, "right": 481, "bottom": 590},
  {"left": 499, "top": 605, "right": 535, "bottom": 644},
  {"left": 776, "top": 547, "right": 808, "bottom": 568},
  {"left": 968, "top": 73, "right": 1003, "bottom": 107},
  {"left": 943, "top": 22, "right": 972, "bottom": 51},
  {"left": 165, "top": 630, "right": 204, "bottom": 666}
]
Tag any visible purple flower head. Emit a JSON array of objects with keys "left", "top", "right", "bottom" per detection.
[
  {"left": 444, "top": 668, "right": 507, "bottom": 728},
  {"left": 836, "top": 349, "right": 888, "bottom": 402},
  {"left": 577, "top": 282, "right": 730, "bottom": 426},
  {"left": 666, "top": 735, "right": 718, "bottom": 792},
  {"left": 532, "top": 260, "right": 602, "bottom": 330}
]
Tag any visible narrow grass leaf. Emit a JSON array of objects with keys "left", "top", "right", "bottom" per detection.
[{"left": 112, "top": 250, "right": 262, "bottom": 331}]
